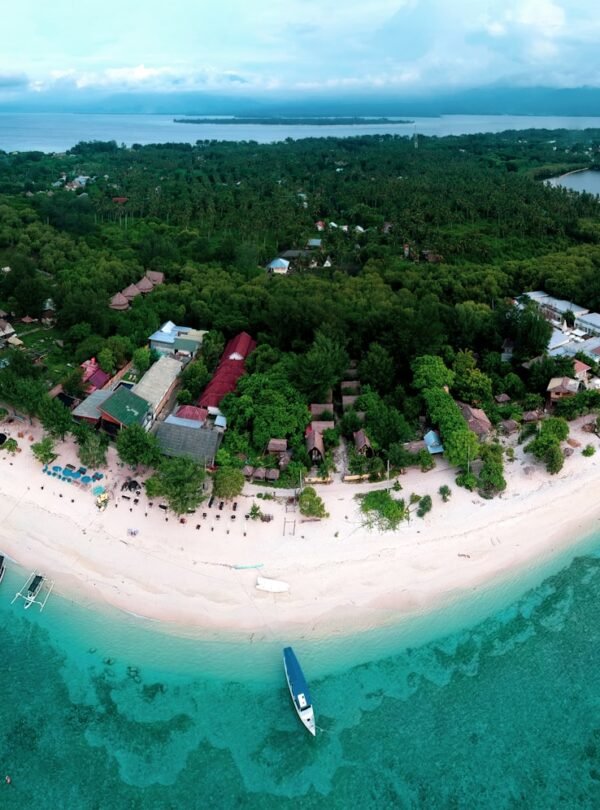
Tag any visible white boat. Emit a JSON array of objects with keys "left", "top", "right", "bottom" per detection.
[
  {"left": 256, "top": 576, "right": 289, "bottom": 593},
  {"left": 11, "top": 572, "right": 54, "bottom": 611},
  {"left": 283, "top": 646, "right": 316, "bottom": 736},
  {"left": 0, "top": 555, "right": 5, "bottom": 586}
]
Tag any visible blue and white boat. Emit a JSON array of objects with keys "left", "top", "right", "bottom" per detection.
[{"left": 283, "top": 646, "right": 316, "bottom": 736}]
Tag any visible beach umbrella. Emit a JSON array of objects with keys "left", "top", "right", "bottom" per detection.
[
  {"left": 95, "top": 473, "right": 104, "bottom": 480},
  {"left": 82, "top": 476, "right": 92, "bottom": 484},
  {"left": 92, "top": 485, "right": 105, "bottom": 496},
  {"left": 71, "top": 471, "right": 81, "bottom": 479},
  {"left": 52, "top": 465, "right": 62, "bottom": 472}
]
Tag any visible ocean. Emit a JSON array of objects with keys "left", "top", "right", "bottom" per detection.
[
  {"left": 3, "top": 113, "right": 600, "bottom": 152},
  {"left": 2, "top": 532, "right": 600, "bottom": 809}
]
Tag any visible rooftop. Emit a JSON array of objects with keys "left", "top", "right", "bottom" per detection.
[
  {"left": 132, "top": 356, "right": 182, "bottom": 413},
  {"left": 100, "top": 387, "right": 151, "bottom": 427},
  {"left": 155, "top": 422, "right": 222, "bottom": 464},
  {"left": 72, "top": 389, "right": 112, "bottom": 421}
]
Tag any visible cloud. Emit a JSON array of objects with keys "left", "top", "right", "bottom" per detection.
[{"left": 0, "top": 72, "right": 29, "bottom": 89}]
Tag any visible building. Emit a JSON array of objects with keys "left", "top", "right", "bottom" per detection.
[
  {"left": 132, "top": 356, "right": 183, "bottom": 421},
  {"left": 458, "top": 402, "right": 492, "bottom": 437},
  {"left": 155, "top": 421, "right": 222, "bottom": 465},
  {"left": 80, "top": 358, "right": 111, "bottom": 393},
  {"left": 306, "top": 238, "right": 322, "bottom": 249},
  {"left": 523, "top": 291, "right": 589, "bottom": 326},
  {"left": 145, "top": 271, "right": 165, "bottom": 286},
  {"left": 41, "top": 298, "right": 56, "bottom": 325},
  {"left": 197, "top": 332, "right": 256, "bottom": 413},
  {"left": 310, "top": 403, "right": 334, "bottom": 419},
  {"left": 267, "top": 258, "right": 290, "bottom": 275},
  {"left": 109, "top": 292, "right": 129, "bottom": 311},
  {"left": 423, "top": 429, "right": 444, "bottom": 454},
  {"left": 575, "top": 311, "right": 600, "bottom": 337},
  {"left": 0, "top": 319, "right": 15, "bottom": 345},
  {"left": 175, "top": 405, "right": 208, "bottom": 422},
  {"left": 306, "top": 429, "right": 325, "bottom": 464},
  {"left": 353, "top": 430, "right": 373, "bottom": 457},
  {"left": 267, "top": 438, "right": 288, "bottom": 455},
  {"left": 99, "top": 387, "right": 152, "bottom": 432},
  {"left": 547, "top": 377, "right": 580, "bottom": 402},
  {"left": 573, "top": 359, "right": 591, "bottom": 385},
  {"left": 149, "top": 321, "right": 205, "bottom": 356},
  {"left": 342, "top": 395, "right": 359, "bottom": 412},
  {"left": 121, "top": 283, "right": 142, "bottom": 302},
  {"left": 72, "top": 389, "right": 112, "bottom": 425}
]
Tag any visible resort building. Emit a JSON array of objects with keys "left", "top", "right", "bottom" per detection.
[
  {"left": 72, "top": 389, "right": 113, "bottom": 425},
  {"left": 267, "top": 258, "right": 290, "bottom": 275},
  {"left": 132, "top": 355, "right": 183, "bottom": 421},
  {"left": 197, "top": 332, "right": 256, "bottom": 414},
  {"left": 457, "top": 402, "right": 492, "bottom": 437},
  {"left": 0, "top": 319, "right": 16, "bottom": 346},
  {"left": 523, "top": 291, "right": 589, "bottom": 325},
  {"left": 149, "top": 321, "right": 206, "bottom": 356},
  {"left": 547, "top": 377, "right": 580, "bottom": 402},
  {"left": 575, "top": 311, "right": 600, "bottom": 337},
  {"left": 154, "top": 420, "right": 222, "bottom": 465},
  {"left": 306, "top": 428, "right": 325, "bottom": 464},
  {"left": 98, "top": 387, "right": 152, "bottom": 433}
]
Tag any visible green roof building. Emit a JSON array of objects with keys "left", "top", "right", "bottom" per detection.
[{"left": 99, "top": 387, "right": 152, "bottom": 430}]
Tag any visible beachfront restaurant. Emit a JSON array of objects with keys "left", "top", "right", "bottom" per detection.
[{"left": 98, "top": 387, "right": 152, "bottom": 435}]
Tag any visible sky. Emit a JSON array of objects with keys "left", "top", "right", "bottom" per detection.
[{"left": 1, "top": 0, "right": 600, "bottom": 104}]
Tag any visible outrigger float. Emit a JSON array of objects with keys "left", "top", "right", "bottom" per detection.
[{"left": 11, "top": 572, "right": 54, "bottom": 611}]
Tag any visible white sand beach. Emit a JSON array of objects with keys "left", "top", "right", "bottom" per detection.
[{"left": 1, "top": 418, "right": 600, "bottom": 637}]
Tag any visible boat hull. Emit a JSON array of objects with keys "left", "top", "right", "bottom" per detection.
[{"left": 283, "top": 647, "right": 316, "bottom": 736}]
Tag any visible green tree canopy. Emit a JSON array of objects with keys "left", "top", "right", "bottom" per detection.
[
  {"left": 212, "top": 466, "right": 245, "bottom": 500},
  {"left": 145, "top": 457, "right": 205, "bottom": 514},
  {"left": 116, "top": 424, "right": 161, "bottom": 468},
  {"left": 412, "top": 355, "right": 455, "bottom": 392}
]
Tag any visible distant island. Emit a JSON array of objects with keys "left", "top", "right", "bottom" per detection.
[{"left": 174, "top": 116, "right": 414, "bottom": 126}]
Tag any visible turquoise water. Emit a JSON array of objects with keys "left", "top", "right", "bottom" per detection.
[{"left": 2, "top": 539, "right": 600, "bottom": 809}]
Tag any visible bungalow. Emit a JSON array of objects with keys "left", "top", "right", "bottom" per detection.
[
  {"left": 500, "top": 419, "right": 520, "bottom": 435},
  {"left": 315, "top": 221, "right": 326, "bottom": 231},
  {"left": 267, "top": 258, "right": 290, "bottom": 275},
  {"left": 121, "top": 283, "right": 141, "bottom": 302},
  {"left": 306, "top": 238, "right": 322, "bottom": 249},
  {"left": 523, "top": 410, "right": 542, "bottom": 423},
  {"left": 310, "top": 403, "right": 334, "bottom": 419},
  {"left": 0, "top": 319, "right": 15, "bottom": 345},
  {"left": 310, "top": 420, "right": 335, "bottom": 435},
  {"left": 458, "top": 402, "right": 492, "bottom": 437},
  {"left": 135, "top": 276, "right": 154, "bottom": 294},
  {"left": 342, "top": 395, "right": 359, "bottom": 412},
  {"left": 175, "top": 405, "right": 208, "bottom": 423},
  {"left": 145, "top": 270, "right": 165, "bottom": 286},
  {"left": 353, "top": 429, "right": 373, "bottom": 457},
  {"left": 306, "top": 429, "right": 325, "bottom": 465},
  {"left": 80, "top": 358, "right": 111, "bottom": 393},
  {"left": 267, "top": 438, "right": 287, "bottom": 456},
  {"left": 41, "top": 298, "right": 56, "bottom": 325},
  {"left": 495, "top": 393, "right": 511, "bottom": 404},
  {"left": 99, "top": 387, "right": 152, "bottom": 432},
  {"left": 423, "top": 429, "right": 444, "bottom": 454},
  {"left": 573, "top": 359, "right": 591, "bottom": 385},
  {"left": 547, "top": 377, "right": 580, "bottom": 401},
  {"left": 109, "top": 292, "right": 129, "bottom": 311}
]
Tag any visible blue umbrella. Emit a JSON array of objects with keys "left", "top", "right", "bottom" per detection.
[
  {"left": 82, "top": 476, "right": 92, "bottom": 484},
  {"left": 95, "top": 473, "right": 104, "bottom": 480},
  {"left": 52, "top": 465, "right": 62, "bottom": 472},
  {"left": 71, "top": 471, "right": 81, "bottom": 479},
  {"left": 92, "top": 485, "right": 105, "bottom": 496}
]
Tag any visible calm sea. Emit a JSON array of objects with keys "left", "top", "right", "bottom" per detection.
[
  {"left": 2, "top": 529, "right": 600, "bottom": 809},
  {"left": 2, "top": 113, "right": 600, "bottom": 152}
]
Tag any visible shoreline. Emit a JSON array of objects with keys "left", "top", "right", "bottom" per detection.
[{"left": 2, "top": 417, "right": 600, "bottom": 640}]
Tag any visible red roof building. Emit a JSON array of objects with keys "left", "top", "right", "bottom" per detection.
[
  {"left": 175, "top": 405, "right": 208, "bottom": 422},
  {"left": 197, "top": 332, "right": 256, "bottom": 411}
]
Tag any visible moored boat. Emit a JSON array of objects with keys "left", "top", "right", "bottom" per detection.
[
  {"left": 256, "top": 576, "right": 289, "bottom": 593},
  {"left": 0, "top": 555, "right": 5, "bottom": 586},
  {"left": 283, "top": 646, "right": 316, "bottom": 736},
  {"left": 11, "top": 571, "right": 54, "bottom": 611}
]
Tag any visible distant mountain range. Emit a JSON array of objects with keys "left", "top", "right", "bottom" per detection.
[{"left": 2, "top": 86, "right": 600, "bottom": 117}]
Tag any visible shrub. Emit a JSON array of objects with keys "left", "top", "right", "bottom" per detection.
[
  {"left": 417, "top": 495, "right": 432, "bottom": 518},
  {"left": 583, "top": 444, "right": 596, "bottom": 457},
  {"left": 359, "top": 489, "right": 407, "bottom": 530},
  {"left": 299, "top": 486, "right": 328, "bottom": 518},
  {"left": 456, "top": 471, "right": 478, "bottom": 490},
  {"left": 439, "top": 484, "right": 451, "bottom": 502},
  {"left": 418, "top": 449, "right": 435, "bottom": 472}
]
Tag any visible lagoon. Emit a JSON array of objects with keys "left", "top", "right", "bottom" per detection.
[
  {"left": 548, "top": 169, "right": 600, "bottom": 195},
  {"left": 3, "top": 113, "right": 600, "bottom": 152}
]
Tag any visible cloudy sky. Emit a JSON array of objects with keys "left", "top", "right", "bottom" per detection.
[{"left": 2, "top": 0, "right": 599, "bottom": 101}]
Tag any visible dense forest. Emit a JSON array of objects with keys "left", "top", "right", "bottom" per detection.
[{"left": 1, "top": 128, "right": 600, "bottom": 495}]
